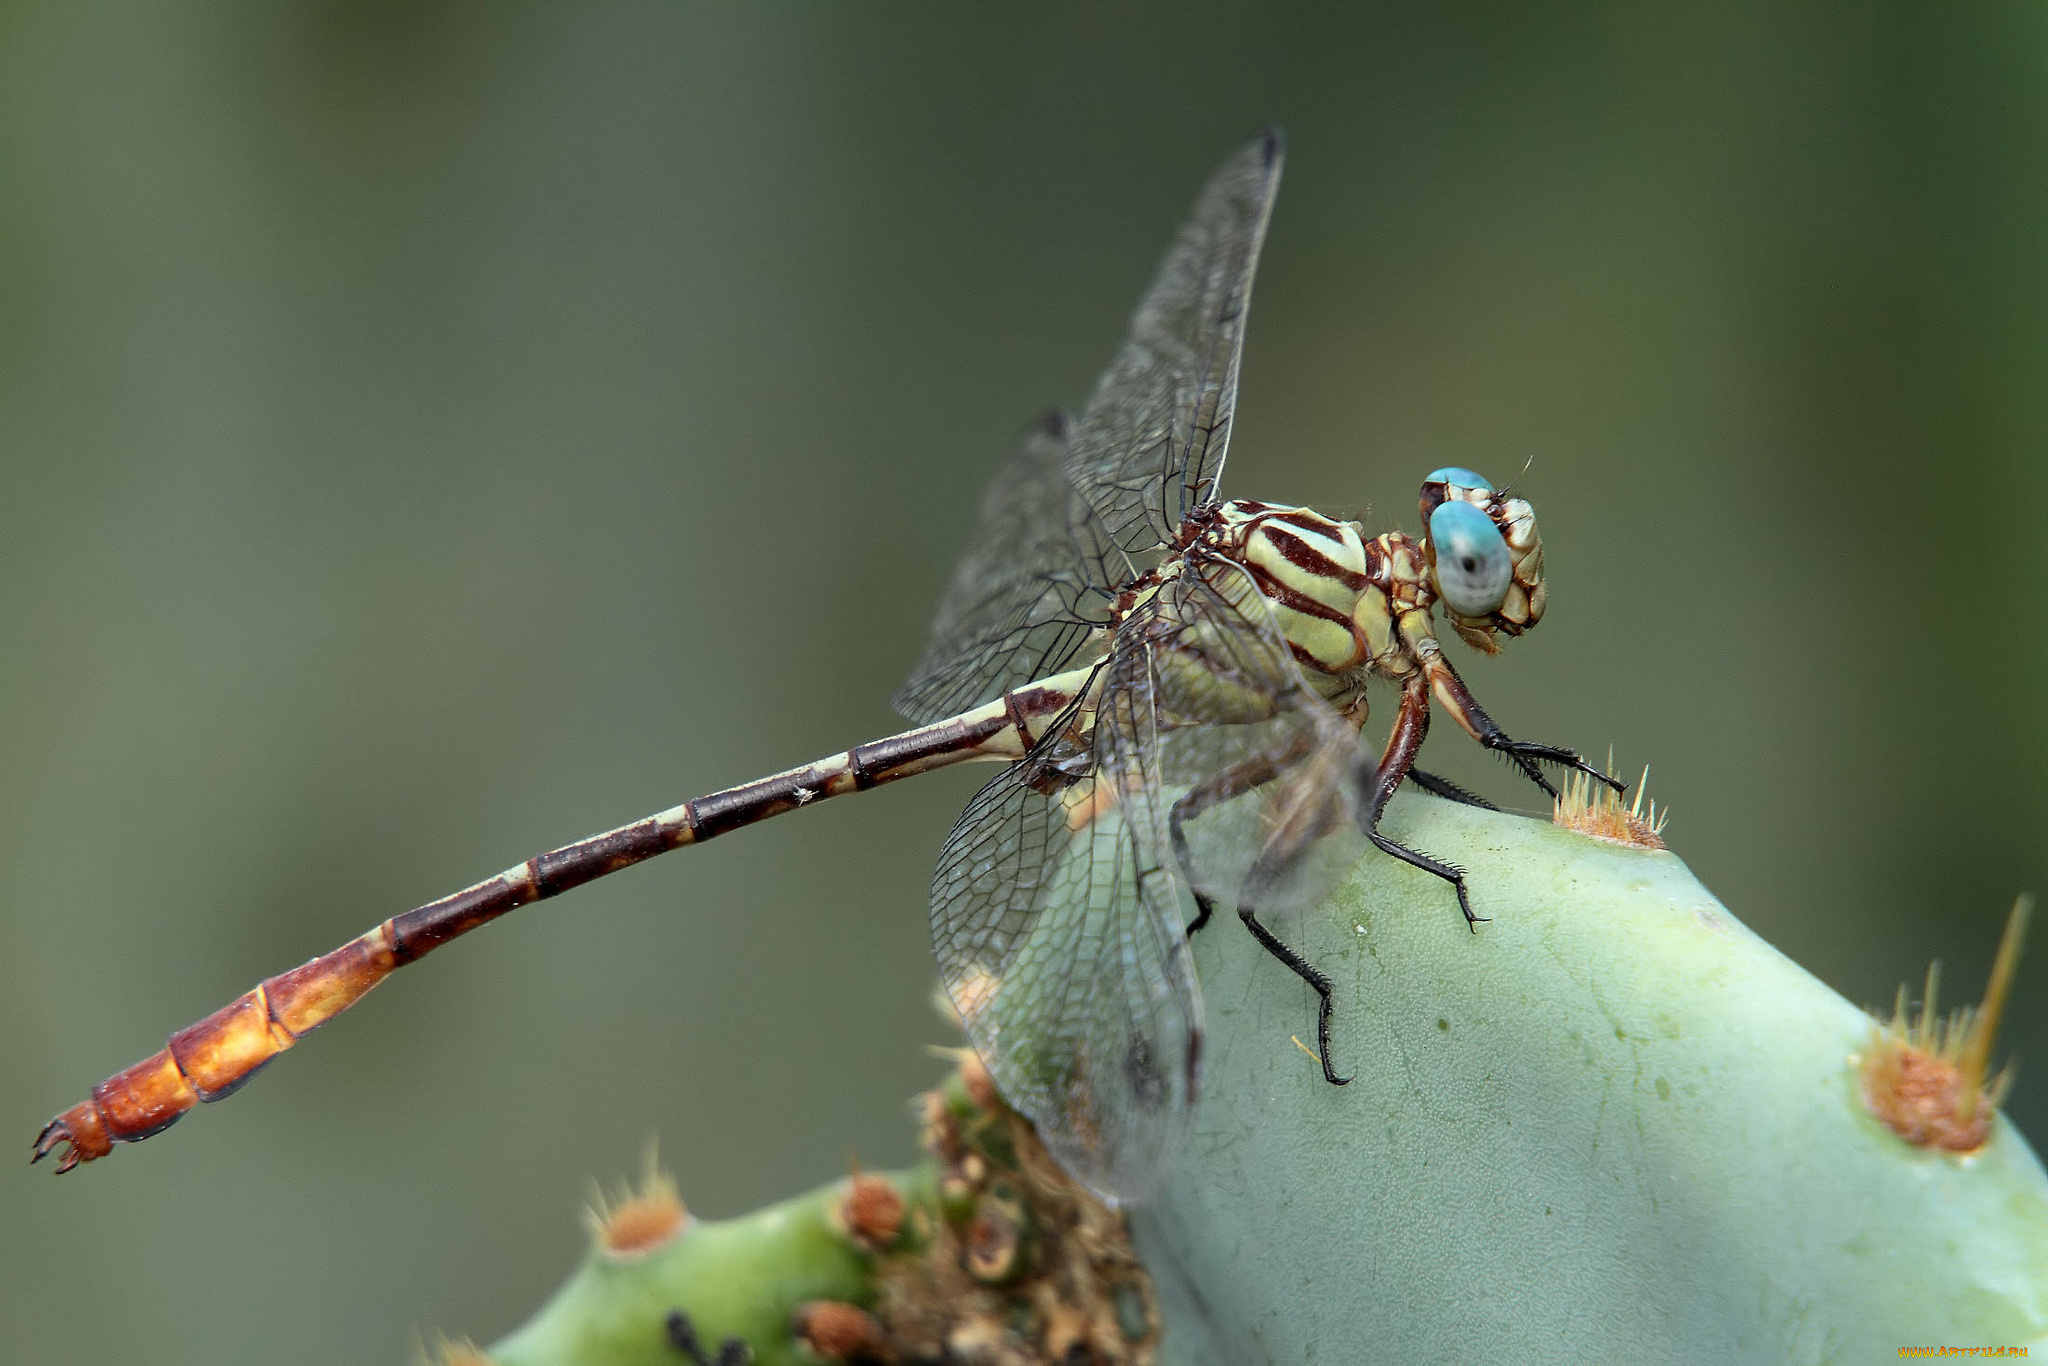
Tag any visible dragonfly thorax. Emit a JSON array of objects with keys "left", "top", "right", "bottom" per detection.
[
  {"left": 1210, "top": 500, "right": 1378, "bottom": 684},
  {"left": 1207, "top": 476, "right": 1551, "bottom": 698}
]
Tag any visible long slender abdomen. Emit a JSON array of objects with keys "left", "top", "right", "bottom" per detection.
[{"left": 32, "top": 669, "right": 1093, "bottom": 1172}]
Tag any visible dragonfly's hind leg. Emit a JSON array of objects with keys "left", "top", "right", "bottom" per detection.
[
  {"left": 1238, "top": 825, "right": 1352, "bottom": 1086},
  {"left": 1166, "top": 733, "right": 1316, "bottom": 937},
  {"left": 1363, "top": 674, "right": 1485, "bottom": 929},
  {"left": 1422, "top": 653, "right": 1625, "bottom": 800},
  {"left": 1166, "top": 743, "right": 1352, "bottom": 1087},
  {"left": 1236, "top": 901, "right": 1351, "bottom": 1086}
]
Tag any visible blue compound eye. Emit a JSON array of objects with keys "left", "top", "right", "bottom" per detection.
[
  {"left": 1425, "top": 466, "right": 1493, "bottom": 494},
  {"left": 1429, "top": 500, "right": 1512, "bottom": 617}
]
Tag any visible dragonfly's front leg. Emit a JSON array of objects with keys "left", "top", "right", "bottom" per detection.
[
  {"left": 1341, "top": 691, "right": 1499, "bottom": 811},
  {"left": 1404, "top": 768, "right": 1498, "bottom": 810},
  {"left": 1361, "top": 673, "right": 1486, "bottom": 929},
  {"left": 1421, "top": 652, "right": 1625, "bottom": 800}
]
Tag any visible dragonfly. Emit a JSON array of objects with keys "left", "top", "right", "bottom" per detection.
[{"left": 34, "top": 129, "right": 1621, "bottom": 1201}]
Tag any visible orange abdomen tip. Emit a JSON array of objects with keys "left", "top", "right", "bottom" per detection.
[{"left": 32, "top": 927, "right": 401, "bottom": 1172}]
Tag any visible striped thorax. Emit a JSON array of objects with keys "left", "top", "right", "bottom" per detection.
[
  {"left": 1208, "top": 467, "right": 1550, "bottom": 699},
  {"left": 1215, "top": 500, "right": 1373, "bottom": 679}
]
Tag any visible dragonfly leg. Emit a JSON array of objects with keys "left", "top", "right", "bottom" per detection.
[
  {"left": 1237, "top": 903, "right": 1351, "bottom": 1086},
  {"left": 1168, "top": 797, "right": 1230, "bottom": 937},
  {"left": 1422, "top": 654, "right": 1625, "bottom": 799},
  {"left": 1348, "top": 697, "right": 1496, "bottom": 808},
  {"left": 1162, "top": 739, "right": 1353, "bottom": 1085},
  {"left": 1233, "top": 818, "right": 1354, "bottom": 1085},
  {"left": 1404, "top": 767, "right": 1498, "bottom": 811},
  {"left": 667, "top": 1309, "right": 749, "bottom": 1366},
  {"left": 1166, "top": 730, "right": 1318, "bottom": 937},
  {"left": 1363, "top": 674, "right": 1485, "bottom": 929}
]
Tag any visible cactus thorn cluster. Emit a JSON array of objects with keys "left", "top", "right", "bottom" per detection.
[
  {"left": 1860, "top": 895, "right": 2032, "bottom": 1152},
  {"left": 444, "top": 1054, "right": 1158, "bottom": 1366},
  {"left": 1552, "top": 752, "right": 1666, "bottom": 849}
]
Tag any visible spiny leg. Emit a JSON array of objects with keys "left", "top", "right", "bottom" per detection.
[
  {"left": 1236, "top": 757, "right": 1368, "bottom": 1089},
  {"left": 1362, "top": 673, "right": 1484, "bottom": 930},
  {"left": 1423, "top": 654, "right": 1626, "bottom": 801},
  {"left": 1166, "top": 729, "right": 1316, "bottom": 937},
  {"left": 1236, "top": 903, "right": 1350, "bottom": 1086},
  {"left": 1404, "top": 767, "right": 1497, "bottom": 811},
  {"left": 1162, "top": 739, "right": 1352, "bottom": 1086}
]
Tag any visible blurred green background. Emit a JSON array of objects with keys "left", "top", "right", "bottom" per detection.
[{"left": 4, "top": 4, "right": 2043, "bottom": 1361}]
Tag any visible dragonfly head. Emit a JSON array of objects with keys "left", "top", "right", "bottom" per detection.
[{"left": 1418, "top": 468, "right": 1546, "bottom": 654}]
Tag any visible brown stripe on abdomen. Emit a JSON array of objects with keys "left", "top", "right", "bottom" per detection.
[
  {"left": 390, "top": 875, "right": 538, "bottom": 961},
  {"left": 850, "top": 707, "right": 1016, "bottom": 788},
  {"left": 532, "top": 817, "right": 671, "bottom": 896},
  {"left": 687, "top": 764, "right": 840, "bottom": 837}
]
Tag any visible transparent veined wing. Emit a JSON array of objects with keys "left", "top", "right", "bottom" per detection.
[
  {"left": 1065, "top": 130, "right": 1283, "bottom": 555},
  {"left": 900, "top": 131, "right": 1282, "bottom": 719},
  {"left": 930, "top": 680, "right": 1200, "bottom": 1203},
  {"left": 1114, "top": 554, "right": 1370, "bottom": 922},
  {"left": 931, "top": 551, "right": 1368, "bottom": 1201},
  {"left": 893, "top": 410, "right": 1133, "bottom": 726}
]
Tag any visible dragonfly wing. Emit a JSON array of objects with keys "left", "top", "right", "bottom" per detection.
[
  {"left": 931, "top": 696, "right": 1200, "bottom": 1203},
  {"left": 1135, "top": 557, "right": 1371, "bottom": 914},
  {"left": 1066, "top": 130, "right": 1284, "bottom": 554},
  {"left": 893, "top": 411, "right": 1131, "bottom": 725}
]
